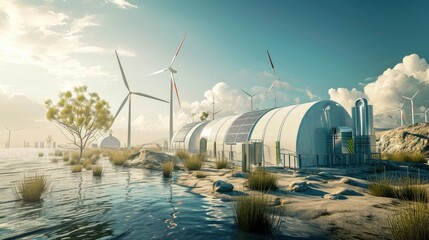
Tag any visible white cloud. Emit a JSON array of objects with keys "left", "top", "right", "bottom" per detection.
[
  {"left": 0, "top": 1, "right": 110, "bottom": 81},
  {"left": 107, "top": 0, "right": 138, "bottom": 9},
  {"left": 329, "top": 53, "right": 429, "bottom": 127}
]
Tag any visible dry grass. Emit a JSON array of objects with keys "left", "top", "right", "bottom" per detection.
[
  {"left": 162, "top": 161, "right": 174, "bottom": 178},
  {"left": 71, "top": 165, "right": 82, "bottom": 173},
  {"left": 215, "top": 157, "right": 229, "bottom": 169},
  {"left": 108, "top": 150, "right": 130, "bottom": 166},
  {"left": 92, "top": 165, "right": 103, "bottom": 176},
  {"left": 234, "top": 193, "right": 284, "bottom": 234},
  {"left": 83, "top": 159, "right": 93, "bottom": 170},
  {"left": 369, "top": 177, "right": 429, "bottom": 203},
  {"left": 388, "top": 202, "right": 429, "bottom": 240},
  {"left": 382, "top": 152, "right": 427, "bottom": 163},
  {"left": 175, "top": 150, "right": 190, "bottom": 160},
  {"left": 248, "top": 169, "right": 278, "bottom": 191},
  {"left": 13, "top": 174, "right": 49, "bottom": 202},
  {"left": 195, "top": 171, "right": 206, "bottom": 178},
  {"left": 38, "top": 152, "right": 44, "bottom": 157},
  {"left": 184, "top": 154, "right": 204, "bottom": 171},
  {"left": 54, "top": 150, "right": 63, "bottom": 156},
  {"left": 62, "top": 154, "right": 70, "bottom": 162}
]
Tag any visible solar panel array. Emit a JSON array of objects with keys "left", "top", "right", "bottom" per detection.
[
  {"left": 173, "top": 122, "right": 201, "bottom": 142},
  {"left": 225, "top": 109, "right": 272, "bottom": 144}
]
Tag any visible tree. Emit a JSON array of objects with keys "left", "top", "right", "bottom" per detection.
[
  {"left": 46, "top": 135, "right": 53, "bottom": 148},
  {"left": 200, "top": 111, "right": 209, "bottom": 121},
  {"left": 45, "top": 86, "right": 113, "bottom": 160}
]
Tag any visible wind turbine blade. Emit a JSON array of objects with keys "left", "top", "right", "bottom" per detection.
[
  {"left": 265, "top": 83, "right": 274, "bottom": 96},
  {"left": 132, "top": 92, "right": 169, "bottom": 104},
  {"left": 145, "top": 68, "right": 169, "bottom": 77},
  {"left": 241, "top": 89, "right": 251, "bottom": 97},
  {"left": 412, "top": 89, "right": 421, "bottom": 99},
  {"left": 169, "top": 33, "right": 187, "bottom": 68},
  {"left": 214, "top": 110, "right": 222, "bottom": 114},
  {"left": 402, "top": 96, "right": 411, "bottom": 100},
  {"left": 112, "top": 95, "right": 129, "bottom": 125},
  {"left": 400, "top": 99, "right": 406, "bottom": 108},
  {"left": 170, "top": 72, "right": 181, "bottom": 108},
  {"left": 115, "top": 50, "right": 130, "bottom": 92},
  {"left": 425, "top": 108, "right": 429, "bottom": 114},
  {"left": 267, "top": 50, "right": 275, "bottom": 70}
]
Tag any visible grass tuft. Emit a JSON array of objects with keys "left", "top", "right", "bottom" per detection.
[
  {"left": 369, "top": 177, "right": 429, "bottom": 203},
  {"left": 92, "top": 165, "right": 103, "bottom": 177},
  {"left": 162, "top": 162, "right": 174, "bottom": 178},
  {"left": 62, "top": 154, "right": 70, "bottom": 162},
  {"left": 83, "top": 159, "right": 93, "bottom": 170},
  {"left": 108, "top": 151, "right": 129, "bottom": 166},
  {"left": 215, "top": 157, "right": 229, "bottom": 169},
  {"left": 184, "top": 154, "right": 204, "bottom": 171},
  {"left": 71, "top": 165, "right": 82, "bottom": 173},
  {"left": 195, "top": 171, "right": 206, "bottom": 178},
  {"left": 388, "top": 202, "right": 429, "bottom": 240},
  {"left": 13, "top": 174, "right": 49, "bottom": 202},
  {"left": 382, "top": 152, "right": 427, "bottom": 163},
  {"left": 248, "top": 169, "right": 278, "bottom": 191},
  {"left": 38, "top": 152, "right": 44, "bottom": 157},
  {"left": 175, "top": 150, "right": 190, "bottom": 160},
  {"left": 234, "top": 193, "right": 284, "bottom": 233}
]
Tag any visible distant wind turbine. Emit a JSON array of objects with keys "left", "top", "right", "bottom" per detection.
[
  {"left": 241, "top": 89, "right": 256, "bottom": 111},
  {"left": 381, "top": 100, "right": 406, "bottom": 127},
  {"left": 4, "top": 126, "right": 22, "bottom": 148},
  {"left": 210, "top": 94, "right": 222, "bottom": 120},
  {"left": 113, "top": 50, "right": 169, "bottom": 149},
  {"left": 403, "top": 89, "right": 421, "bottom": 124},
  {"left": 146, "top": 33, "right": 187, "bottom": 148},
  {"left": 265, "top": 50, "right": 280, "bottom": 107},
  {"left": 416, "top": 108, "right": 429, "bottom": 122}
]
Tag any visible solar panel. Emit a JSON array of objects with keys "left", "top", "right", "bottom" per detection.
[
  {"left": 225, "top": 109, "right": 272, "bottom": 144},
  {"left": 173, "top": 122, "right": 201, "bottom": 142}
]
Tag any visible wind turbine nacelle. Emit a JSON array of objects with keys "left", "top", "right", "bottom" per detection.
[{"left": 169, "top": 68, "right": 178, "bottom": 74}]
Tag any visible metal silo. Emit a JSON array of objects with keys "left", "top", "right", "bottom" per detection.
[{"left": 352, "top": 98, "right": 376, "bottom": 162}]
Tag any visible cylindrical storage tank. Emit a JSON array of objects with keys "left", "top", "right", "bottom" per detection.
[
  {"left": 352, "top": 98, "right": 375, "bottom": 157},
  {"left": 252, "top": 140, "right": 263, "bottom": 165}
]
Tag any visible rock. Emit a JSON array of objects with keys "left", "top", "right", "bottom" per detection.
[
  {"left": 289, "top": 181, "right": 308, "bottom": 192},
  {"left": 376, "top": 123, "right": 429, "bottom": 157},
  {"left": 128, "top": 152, "right": 140, "bottom": 160},
  {"left": 324, "top": 193, "right": 347, "bottom": 200},
  {"left": 318, "top": 172, "right": 338, "bottom": 180},
  {"left": 125, "top": 150, "right": 176, "bottom": 170},
  {"left": 212, "top": 180, "right": 234, "bottom": 193},
  {"left": 333, "top": 187, "right": 362, "bottom": 196},
  {"left": 340, "top": 177, "right": 351, "bottom": 184},
  {"left": 232, "top": 172, "right": 248, "bottom": 178}
]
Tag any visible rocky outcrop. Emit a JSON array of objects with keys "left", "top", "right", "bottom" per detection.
[
  {"left": 123, "top": 150, "right": 176, "bottom": 170},
  {"left": 376, "top": 123, "right": 429, "bottom": 156},
  {"left": 289, "top": 181, "right": 308, "bottom": 192}
]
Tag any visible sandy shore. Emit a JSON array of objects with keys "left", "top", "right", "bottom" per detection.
[{"left": 176, "top": 160, "right": 402, "bottom": 239}]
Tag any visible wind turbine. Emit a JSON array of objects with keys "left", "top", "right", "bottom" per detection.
[
  {"left": 403, "top": 89, "right": 421, "bottom": 125},
  {"left": 241, "top": 89, "right": 256, "bottom": 112},
  {"left": 265, "top": 50, "right": 280, "bottom": 107},
  {"left": 113, "top": 50, "right": 169, "bottom": 149},
  {"left": 381, "top": 100, "right": 406, "bottom": 127},
  {"left": 4, "top": 126, "right": 22, "bottom": 148},
  {"left": 146, "top": 33, "right": 187, "bottom": 148},
  {"left": 424, "top": 108, "right": 429, "bottom": 122}
]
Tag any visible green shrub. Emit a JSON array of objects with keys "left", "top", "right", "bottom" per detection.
[
  {"left": 248, "top": 169, "right": 278, "bottom": 191},
  {"left": 234, "top": 193, "right": 284, "bottom": 233},
  {"left": 175, "top": 150, "right": 190, "bottom": 160},
  {"left": 184, "top": 154, "right": 204, "bottom": 171},
  {"left": 92, "top": 165, "right": 103, "bottom": 176},
  {"left": 71, "top": 165, "right": 82, "bottom": 173},
  {"left": 13, "top": 174, "right": 49, "bottom": 202},
  {"left": 388, "top": 202, "right": 429, "bottom": 240},
  {"left": 215, "top": 157, "right": 229, "bottom": 169},
  {"left": 162, "top": 162, "right": 174, "bottom": 178},
  {"left": 382, "top": 152, "right": 427, "bottom": 163}
]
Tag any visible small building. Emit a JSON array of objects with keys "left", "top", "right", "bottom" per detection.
[
  {"left": 99, "top": 133, "right": 121, "bottom": 149},
  {"left": 171, "top": 100, "right": 366, "bottom": 168}
]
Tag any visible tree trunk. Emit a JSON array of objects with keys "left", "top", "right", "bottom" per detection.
[{"left": 79, "top": 138, "right": 83, "bottom": 161}]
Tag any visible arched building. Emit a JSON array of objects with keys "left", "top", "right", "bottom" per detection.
[
  {"left": 99, "top": 133, "right": 121, "bottom": 149},
  {"left": 171, "top": 100, "right": 354, "bottom": 167}
]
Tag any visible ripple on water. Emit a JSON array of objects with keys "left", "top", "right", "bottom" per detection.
[{"left": 0, "top": 149, "right": 329, "bottom": 239}]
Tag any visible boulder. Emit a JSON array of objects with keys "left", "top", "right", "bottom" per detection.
[
  {"left": 324, "top": 193, "right": 347, "bottom": 200},
  {"left": 125, "top": 150, "right": 176, "bottom": 170},
  {"left": 289, "top": 181, "right": 308, "bottom": 192},
  {"left": 212, "top": 180, "right": 234, "bottom": 193},
  {"left": 232, "top": 172, "right": 248, "bottom": 178}
]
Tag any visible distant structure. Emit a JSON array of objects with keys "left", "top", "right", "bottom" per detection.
[
  {"left": 99, "top": 133, "right": 121, "bottom": 149},
  {"left": 171, "top": 99, "right": 377, "bottom": 168}
]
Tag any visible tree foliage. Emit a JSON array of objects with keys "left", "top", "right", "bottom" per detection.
[
  {"left": 45, "top": 86, "right": 113, "bottom": 159},
  {"left": 200, "top": 111, "right": 209, "bottom": 121}
]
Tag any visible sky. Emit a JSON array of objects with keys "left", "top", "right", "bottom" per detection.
[{"left": 1, "top": 0, "right": 429, "bottom": 148}]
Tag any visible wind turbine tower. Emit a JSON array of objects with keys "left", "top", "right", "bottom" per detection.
[
  {"left": 403, "top": 89, "right": 421, "bottom": 125},
  {"left": 241, "top": 89, "right": 255, "bottom": 111},
  {"left": 265, "top": 50, "right": 280, "bottom": 108}
]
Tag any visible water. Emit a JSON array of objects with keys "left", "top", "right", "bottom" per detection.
[{"left": 0, "top": 149, "right": 327, "bottom": 239}]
